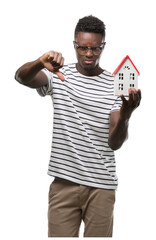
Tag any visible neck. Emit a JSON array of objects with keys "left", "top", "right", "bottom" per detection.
[{"left": 76, "top": 63, "right": 104, "bottom": 76}]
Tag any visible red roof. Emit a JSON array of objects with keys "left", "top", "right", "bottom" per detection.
[{"left": 112, "top": 55, "right": 140, "bottom": 75}]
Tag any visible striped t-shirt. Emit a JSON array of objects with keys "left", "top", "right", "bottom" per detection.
[{"left": 37, "top": 63, "right": 122, "bottom": 190}]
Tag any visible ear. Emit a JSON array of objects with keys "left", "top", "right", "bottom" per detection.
[
  {"left": 101, "top": 42, "right": 106, "bottom": 52},
  {"left": 73, "top": 41, "right": 76, "bottom": 49}
]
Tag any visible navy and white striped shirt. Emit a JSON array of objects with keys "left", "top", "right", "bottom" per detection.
[{"left": 37, "top": 63, "right": 122, "bottom": 190}]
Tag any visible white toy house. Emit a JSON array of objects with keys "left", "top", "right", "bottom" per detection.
[{"left": 112, "top": 55, "right": 140, "bottom": 96}]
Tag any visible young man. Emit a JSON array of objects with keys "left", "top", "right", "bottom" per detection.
[{"left": 15, "top": 15, "right": 141, "bottom": 237}]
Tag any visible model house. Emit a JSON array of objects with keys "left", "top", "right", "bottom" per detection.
[{"left": 112, "top": 55, "right": 140, "bottom": 96}]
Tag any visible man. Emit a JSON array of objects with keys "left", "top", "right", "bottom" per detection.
[{"left": 15, "top": 15, "right": 141, "bottom": 237}]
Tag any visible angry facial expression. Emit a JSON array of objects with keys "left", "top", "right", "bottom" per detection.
[{"left": 74, "top": 32, "right": 105, "bottom": 76}]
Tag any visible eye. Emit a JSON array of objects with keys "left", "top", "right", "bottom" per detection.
[
  {"left": 93, "top": 47, "right": 102, "bottom": 51},
  {"left": 79, "top": 46, "right": 88, "bottom": 51},
  {"left": 91, "top": 47, "right": 97, "bottom": 51}
]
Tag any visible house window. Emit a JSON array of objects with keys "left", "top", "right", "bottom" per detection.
[
  {"left": 119, "top": 73, "right": 123, "bottom": 80},
  {"left": 130, "top": 84, "right": 134, "bottom": 88},
  {"left": 119, "top": 83, "right": 123, "bottom": 90},
  {"left": 130, "top": 73, "right": 135, "bottom": 80}
]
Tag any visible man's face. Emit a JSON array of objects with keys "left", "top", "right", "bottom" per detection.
[{"left": 74, "top": 32, "right": 105, "bottom": 76}]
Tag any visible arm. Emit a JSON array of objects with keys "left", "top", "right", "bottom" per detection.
[
  {"left": 108, "top": 89, "right": 141, "bottom": 150},
  {"left": 15, "top": 51, "right": 65, "bottom": 88},
  {"left": 108, "top": 111, "right": 129, "bottom": 150}
]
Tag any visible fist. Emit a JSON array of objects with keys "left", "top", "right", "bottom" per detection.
[{"left": 40, "top": 51, "right": 65, "bottom": 81}]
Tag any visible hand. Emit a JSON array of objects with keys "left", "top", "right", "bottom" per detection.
[
  {"left": 40, "top": 51, "right": 65, "bottom": 81},
  {"left": 120, "top": 88, "right": 141, "bottom": 120}
]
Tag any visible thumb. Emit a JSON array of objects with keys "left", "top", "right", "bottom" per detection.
[{"left": 55, "top": 71, "right": 65, "bottom": 82}]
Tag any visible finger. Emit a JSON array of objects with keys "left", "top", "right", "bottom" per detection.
[
  {"left": 54, "top": 54, "right": 64, "bottom": 67},
  {"left": 128, "top": 88, "right": 134, "bottom": 105},
  {"left": 48, "top": 51, "right": 55, "bottom": 62},
  {"left": 49, "top": 52, "right": 59, "bottom": 66},
  {"left": 54, "top": 56, "right": 64, "bottom": 69},
  {"left": 136, "top": 89, "right": 141, "bottom": 107},
  {"left": 129, "top": 88, "right": 141, "bottom": 108},
  {"left": 53, "top": 52, "right": 60, "bottom": 62},
  {"left": 50, "top": 52, "right": 63, "bottom": 67},
  {"left": 137, "top": 89, "right": 142, "bottom": 101},
  {"left": 55, "top": 71, "right": 65, "bottom": 82},
  {"left": 120, "top": 94, "right": 127, "bottom": 105},
  {"left": 133, "top": 91, "right": 140, "bottom": 107},
  {"left": 60, "top": 57, "right": 64, "bottom": 67},
  {"left": 56, "top": 52, "right": 63, "bottom": 64}
]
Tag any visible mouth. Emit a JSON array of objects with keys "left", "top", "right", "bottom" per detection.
[{"left": 84, "top": 60, "right": 94, "bottom": 65}]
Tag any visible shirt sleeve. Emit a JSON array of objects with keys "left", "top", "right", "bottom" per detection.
[
  {"left": 111, "top": 96, "right": 122, "bottom": 112},
  {"left": 36, "top": 69, "right": 53, "bottom": 97}
]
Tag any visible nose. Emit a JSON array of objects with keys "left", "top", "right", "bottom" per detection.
[{"left": 86, "top": 49, "right": 93, "bottom": 57}]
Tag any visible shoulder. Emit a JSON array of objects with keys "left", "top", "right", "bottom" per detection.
[
  {"left": 60, "top": 63, "right": 76, "bottom": 74},
  {"left": 101, "top": 70, "right": 114, "bottom": 81}
]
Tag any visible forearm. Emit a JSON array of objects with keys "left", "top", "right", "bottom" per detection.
[
  {"left": 15, "top": 58, "right": 44, "bottom": 85},
  {"left": 108, "top": 117, "right": 129, "bottom": 150}
]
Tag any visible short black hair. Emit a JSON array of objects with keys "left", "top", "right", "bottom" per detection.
[{"left": 74, "top": 15, "right": 106, "bottom": 39}]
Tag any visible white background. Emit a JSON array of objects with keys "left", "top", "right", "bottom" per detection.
[{"left": 0, "top": 0, "right": 156, "bottom": 239}]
